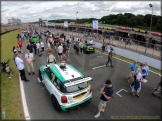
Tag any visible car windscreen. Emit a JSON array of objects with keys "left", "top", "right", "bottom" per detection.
[{"left": 62, "top": 82, "right": 89, "bottom": 93}]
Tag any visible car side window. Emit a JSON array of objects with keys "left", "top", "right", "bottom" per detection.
[
  {"left": 53, "top": 79, "right": 62, "bottom": 91},
  {"left": 45, "top": 67, "right": 55, "bottom": 81}
]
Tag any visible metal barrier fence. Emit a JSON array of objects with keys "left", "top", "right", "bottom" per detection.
[{"left": 44, "top": 28, "right": 161, "bottom": 60}]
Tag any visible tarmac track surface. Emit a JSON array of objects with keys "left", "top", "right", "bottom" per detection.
[{"left": 21, "top": 29, "right": 161, "bottom": 120}]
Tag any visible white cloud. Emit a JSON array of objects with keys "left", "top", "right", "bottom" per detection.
[
  {"left": 1, "top": 1, "right": 161, "bottom": 23},
  {"left": 29, "top": 11, "right": 36, "bottom": 14},
  {"left": 44, "top": 7, "right": 52, "bottom": 11}
]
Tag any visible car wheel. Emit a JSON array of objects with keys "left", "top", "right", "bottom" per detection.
[
  {"left": 39, "top": 70, "right": 42, "bottom": 81},
  {"left": 51, "top": 95, "right": 60, "bottom": 111}
]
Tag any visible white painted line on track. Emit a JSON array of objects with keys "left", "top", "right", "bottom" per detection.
[
  {"left": 116, "top": 89, "right": 128, "bottom": 97},
  {"left": 97, "top": 55, "right": 103, "bottom": 58},
  {"left": 92, "top": 65, "right": 106, "bottom": 70},
  {"left": 19, "top": 74, "right": 30, "bottom": 120},
  {"left": 95, "top": 50, "right": 160, "bottom": 75},
  {"left": 37, "top": 77, "right": 41, "bottom": 83}
]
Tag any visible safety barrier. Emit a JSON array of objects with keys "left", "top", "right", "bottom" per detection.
[{"left": 93, "top": 41, "right": 161, "bottom": 70}]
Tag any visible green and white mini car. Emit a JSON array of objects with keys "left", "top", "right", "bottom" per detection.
[
  {"left": 38, "top": 63, "right": 93, "bottom": 111},
  {"left": 29, "top": 35, "right": 39, "bottom": 44}
]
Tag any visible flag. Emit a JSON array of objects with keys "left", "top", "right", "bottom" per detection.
[
  {"left": 52, "top": 22, "right": 55, "bottom": 26},
  {"left": 92, "top": 20, "right": 98, "bottom": 29},
  {"left": 64, "top": 21, "right": 68, "bottom": 27},
  {"left": 45, "top": 20, "right": 48, "bottom": 26}
]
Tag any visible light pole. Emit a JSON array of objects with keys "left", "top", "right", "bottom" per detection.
[
  {"left": 76, "top": 11, "right": 78, "bottom": 24},
  {"left": 76, "top": 11, "right": 78, "bottom": 32},
  {"left": 149, "top": 3, "right": 153, "bottom": 32}
]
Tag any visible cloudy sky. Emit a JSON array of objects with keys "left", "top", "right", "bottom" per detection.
[{"left": 1, "top": 1, "right": 161, "bottom": 24}]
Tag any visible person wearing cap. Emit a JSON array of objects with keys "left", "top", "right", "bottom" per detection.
[
  {"left": 127, "top": 61, "right": 137, "bottom": 83},
  {"left": 131, "top": 69, "right": 146, "bottom": 97},
  {"left": 94, "top": 80, "right": 114, "bottom": 118},
  {"left": 106, "top": 47, "right": 113, "bottom": 67}
]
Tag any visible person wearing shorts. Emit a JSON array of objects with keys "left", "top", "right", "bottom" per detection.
[
  {"left": 94, "top": 80, "right": 114, "bottom": 118},
  {"left": 57, "top": 43, "right": 63, "bottom": 61}
]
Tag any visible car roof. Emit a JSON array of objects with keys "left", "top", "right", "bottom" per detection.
[{"left": 48, "top": 63, "right": 84, "bottom": 83}]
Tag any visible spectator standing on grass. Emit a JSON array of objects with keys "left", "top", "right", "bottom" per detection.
[
  {"left": 13, "top": 46, "right": 17, "bottom": 54},
  {"left": 47, "top": 50, "right": 56, "bottom": 64},
  {"left": 18, "top": 39, "right": 23, "bottom": 54},
  {"left": 127, "top": 61, "right": 137, "bottom": 83},
  {"left": 5, "top": 64, "right": 13, "bottom": 78},
  {"left": 57, "top": 43, "right": 63, "bottom": 61},
  {"left": 15, "top": 51, "right": 29, "bottom": 82},
  {"left": 106, "top": 47, "right": 113, "bottom": 68},
  {"left": 17, "top": 45, "right": 22, "bottom": 59},
  {"left": 25, "top": 50, "right": 35, "bottom": 75},
  {"left": 27, "top": 42, "right": 35, "bottom": 61},
  {"left": 94, "top": 80, "right": 114, "bottom": 118}
]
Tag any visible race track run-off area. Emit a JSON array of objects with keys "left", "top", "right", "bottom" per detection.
[{"left": 21, "top": 29, "right": 161, "bottom": 120}]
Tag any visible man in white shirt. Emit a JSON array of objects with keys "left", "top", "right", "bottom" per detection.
[
  {"left": 40, "top": 40, "right": 45, "bottom": 53},
  {"left": 89, "top": 40, "right": 93, "bottom": 45},
  {"left": 57, "top": 43, "right": 63, "bottom": 61},
  {"left": 25, "top": 49, "right": 35, "bottom": 75},
  {"left": 15, "top": 51, "right": 29, "bottom": 82},
  {"left": 47, "top": 50, "right": 56, "bottom": 64},
  {"left": 36, "top": 42, "right": 40, "bottom": 53}
]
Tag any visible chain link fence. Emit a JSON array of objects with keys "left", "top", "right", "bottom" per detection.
[{"left": 46, "top": 28, "right": 161, "bottom": 60}]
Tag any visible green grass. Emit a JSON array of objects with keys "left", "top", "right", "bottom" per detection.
[
  {"left": 1, "top": 30, "right": 25, "bottom": 120},
  {"left": 95, "top": 48, "right": 161, "bottom": 74},
  {"left": 1, "top": 25, "right": 23, "bottom": 34}
]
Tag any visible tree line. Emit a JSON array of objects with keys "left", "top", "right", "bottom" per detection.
[
  {"left": 100, "top": 13, "right": 161, "bottom": 31},
  {"left": 33, "top": 13, "right": 162, "bottom": 32}
]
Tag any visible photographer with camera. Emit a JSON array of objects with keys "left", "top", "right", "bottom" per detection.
[{"left": 94, "top": 80, "right": 114, "bottom": 118}]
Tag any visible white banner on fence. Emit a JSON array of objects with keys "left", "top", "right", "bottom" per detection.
[
  {"left": 45, "top": 20, "right": 48, "bottom": 26},
  {"left": 64, "top": 21, "right": 68, "bottom": 27},
  {"left": 51, "top": 22, "right": 55, "bottom": 26},
  {"left": 92, "top": 20, "right": 98, "bottom": 29}
]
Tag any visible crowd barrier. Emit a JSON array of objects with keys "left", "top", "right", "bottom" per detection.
[{"left": 93, "top": 41, "right": 161, "bottom": 70}]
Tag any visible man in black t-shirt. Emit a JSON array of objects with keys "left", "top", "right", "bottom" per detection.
[{"left": 94, "top": 80, "right": 114, "bottom": 118}]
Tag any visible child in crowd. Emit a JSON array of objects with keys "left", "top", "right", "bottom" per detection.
[{"left": 5, "top": 64, "right": 13, "bottom": 78}]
